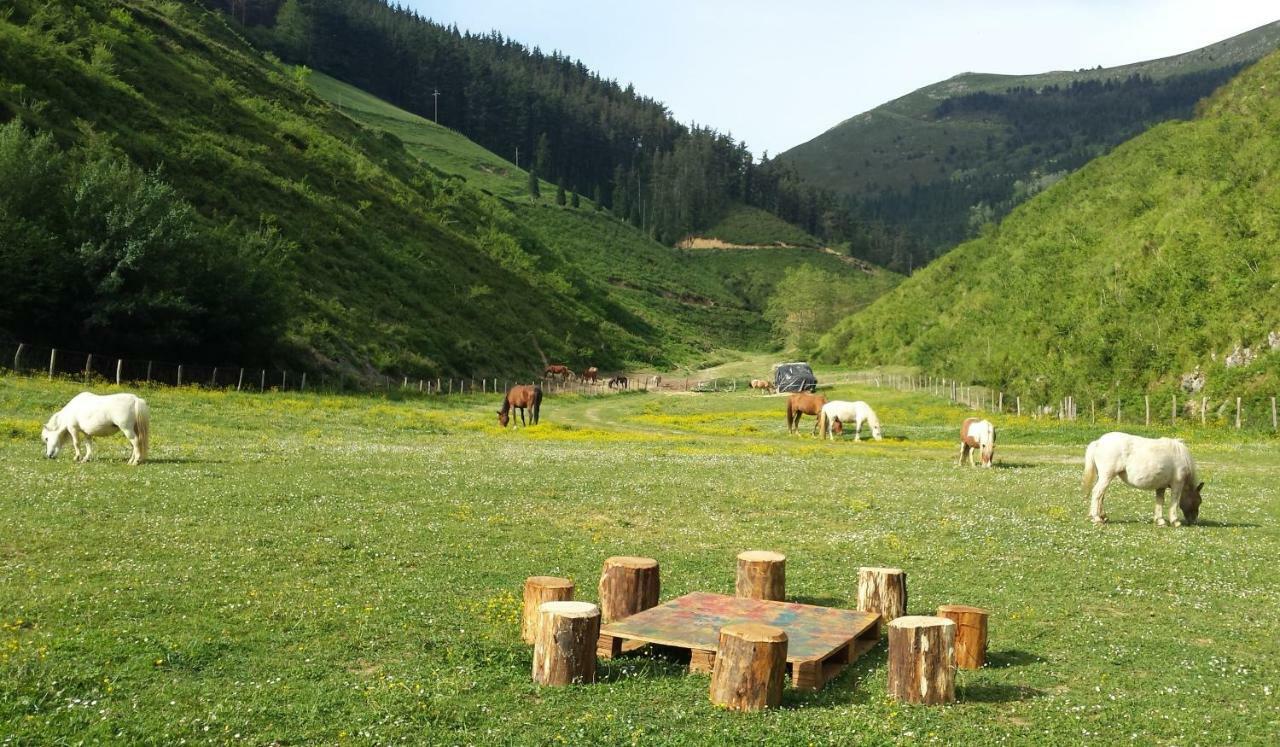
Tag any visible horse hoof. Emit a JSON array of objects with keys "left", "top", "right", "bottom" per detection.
[
  {"left": 1156, "top": 519, "right": 1167, "bottom": 527},
  {"left": 1172, "top": 520, "right": 1183, "bottom": 528}
]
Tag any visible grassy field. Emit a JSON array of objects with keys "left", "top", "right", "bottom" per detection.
[{"left": 1, "top": 375, "right": 1277, "bottom": 744}]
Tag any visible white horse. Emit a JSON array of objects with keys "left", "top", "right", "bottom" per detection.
[
  {"left": 1082, "top": 432, "right": 1202, "bottom": 526},
  {"left": 818, "top": 400, "right": 883, "bottom": 441},
  {"left": 42, "top": 392, "right": 150, "bottom": 465},
  {"left": 959, "top": 417, "right": 996, "bottom": 467}
]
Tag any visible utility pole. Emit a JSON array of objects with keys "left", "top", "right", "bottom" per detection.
[{"left": 432, "top": 89, "right": 440, "bottom": 122}]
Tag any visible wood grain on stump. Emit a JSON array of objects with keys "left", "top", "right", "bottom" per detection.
[
  {"left": 598, "top": 556, "right": 660, "bottom": 624},
  {"left": 708, "top": 623, "right": 788, "bottom": 711},
  {"left": 735, "top": 550, "right": 786, "bottom": 601},
  {"left": 521, "top": 576, "right": 574, "bottom": 643},
  {"left": 936, "top": 604, "right": 989, "bottom": 670},
  {"left": 887, "top": 615, "right": 955, "bottom": 705},
  {"left": 857, "top": 566, "right": 907, "bottom": 623},
  {"left": 532, "top": 601, "right": 600, "bottom": 686}
]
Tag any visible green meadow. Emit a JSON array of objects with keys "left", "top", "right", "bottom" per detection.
[{"left": 0, "top": 376, "right": 1276, "bottom": 744}]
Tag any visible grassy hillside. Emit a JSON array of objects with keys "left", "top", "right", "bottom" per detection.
[
  {"left": 782, "top": 21, "right": 1280, "bottom": 255},
  {"left": 3, "top": 377, "right": 1277, "bottom": 743},
  {"left": 817, "top": 49, "right": 1280, "bottom": 402},
  {"left": 0, "top": 1, "right": 770, "bottom": 378},
  {"left": 694, "top": 204, "right": 823, "bottom": 248}
]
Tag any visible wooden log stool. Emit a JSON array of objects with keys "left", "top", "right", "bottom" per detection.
[
  {"left": 532, "top": 601, "right": 601, "bottom": 686},
  {"left": 936, "top": 604, "right": 989, "bottom": 670},
  {"left": 598, "top": 556, "right": 660, "bottom": 623},
  {"left": 708, "top": 623, "right": 788, "bottom": 711},
  {"left": 735, "top": 550, "right": 785, "bottom": 601},
  {"left": 887, "top": 615, "right": 956, "bottom": 705},
  {"left": 521, "top": 576, "right": 574, "bottom": 643},
  {"left": 857, "top": 566, "right": 907, "bottom": 623}
]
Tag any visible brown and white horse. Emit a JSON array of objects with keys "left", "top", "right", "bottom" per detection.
[
  {"left": 582, "top": 366, "right": 599, "bottom": 383},
  {"left": 786, "top": 393, "right": 827, "bottom": 435},
  {"left": 959, "top": 418, "right": 996, "bottom": 467},
  {"left": 498, "top": 385, "right": 543, "bottom": 427}
]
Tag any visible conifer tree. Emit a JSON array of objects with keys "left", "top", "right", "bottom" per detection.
[
  {"left": 555, "top": 179, "right": 566, "bottom": 206},
  {"left": 570, "top": 188, "right": 580, "bottom": 208},
  {"left": 527, "top": 168, "right": 540, "bottom": 200}
]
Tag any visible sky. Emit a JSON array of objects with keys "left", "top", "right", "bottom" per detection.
[{"left": 403, "top": 1, "right": 1280, "bottom": 157}]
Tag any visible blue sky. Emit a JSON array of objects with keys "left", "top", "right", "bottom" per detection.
[{"left": 403, "top": 1, "right": 1279, "bottom": 157}]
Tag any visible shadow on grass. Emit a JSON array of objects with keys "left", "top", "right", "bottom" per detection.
[
  {"left": 783, "top": 641, "right": 888, "bottom": 708},
  {"left": 789, "top": 595, "right": 848, "bottom": 607},
  {"left": 145, "top": 457, "right": 227, "bottom": 464},
  {"left": 985, "top": 649, "right": 1043, "bottom": 669},
  {"left": 958, "top": 682, "right": 1044, "bottom": 703},
  {"left": 596, "top": 644, "right": 697, "bottom": 684},
  {"left": 993, "top": 461, "right": 1039, "bottom": 470},
  {"left": 1191, "top": 518, "right": 1261, "bottom": 529}
]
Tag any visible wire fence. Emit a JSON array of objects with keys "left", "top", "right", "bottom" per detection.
[{"left": 837, "top": 371, "right": 1280, "bottom": 434}]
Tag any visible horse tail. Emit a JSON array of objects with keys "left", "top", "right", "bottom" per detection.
[
  {"left": 532, "top": 386, "right": 542, "bottom": 424},
  {"left": 133, "top": 396, "right": 150, "bottom": 463},
  {"left": 786, "top": 399, "right": 795, "bottom": 431},
  {"left": 1082, "top": 441, "right": 1097, "bottom": 496}
]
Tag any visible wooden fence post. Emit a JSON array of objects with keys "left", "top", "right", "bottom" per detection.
[
  {"left": 260, "top": 369, "right": 267, "bottom": 391},
  {"left": 1272, "top": 397, "right": 1277, "bottom": 431},
  {"left": 1201, "top": 397, "right": 1207, "bottom": 426},
  {"left": 1144, "top": 395, "right": 1150, "bottom": 426},
  {"left": 282, "top": 371, "right": 287, "bottom": 390},
  {"left": 177, "top": 364, "right": 183, "bottom": 387},
  {"left": 1117, "top": 399, "right": 1121, "bottom": 423},
  {"left": 237, "top": 368, "right": 244, "bottom": 392},
  {"left": 49, "top": 348, "right": 56, "bottom": 379},
  {"left": 212, "top": 367, "right": 219, "bottom": 387},
  {"left": 1016, "top": 396, "right": 1021, "bottom": 416},
  {"left": 1171, "top": 395, "right": 1176, "bottom": 425},
  {"left": 1235, "top": 397, "right": 1242, "bottom": 429},
  {"left": 147, "top": 361, "right": 153, "bottom": 383},
  {"left": 1091, "top": 400, "right": 1095, "bottom": 423},
  {"left": 84, "top": 353, "right": 92, "bottom": 383},
  {"left": 13, "top": 343, "right": 24, "bottom": 372},
  {"left": 116, "top": 359, "right": 123, "bottom": 385},
  {"left": 301, "top": 372, "right": 307, "bottom": 392}
]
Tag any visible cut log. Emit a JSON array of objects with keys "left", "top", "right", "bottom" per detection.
[
  {"left": 887, "top": 615, "right": 955, "bottom": 705},
  {"left": 521, "top": 576, "right": 574, "bottom": 644},
  {"left": 857, "top": 566, "right": 907, "bottom": 623},
  {"left": 936, "top": 604, "right": 989, "bottom": 670},
  {"left": 598, "top": 556, "right": 660, "bottom": 624},
  {"left": 708, "top": 623, "right": 788, "bottom": 711},
  {"left": 735, "top": 550, "right": 785, "bottom": 601},
  {"left": 532, "top": 601, "right": 600, "bottom": 686}
]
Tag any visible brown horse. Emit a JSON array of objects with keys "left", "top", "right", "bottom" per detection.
[
  {"left": 786, "top": 393, "right": 828, "bottom": 435},
  {"left": 498, "top": 385, "right": 543, "bottom": 427},
  {"left": 750, "top": 379, "right": 774, "bottom": 393},
  {"left": 544, "top": 364, "right": 574, "bottom": 380},
  {"left": 582, "top": 366, "right": 599, "bottom": 383}
]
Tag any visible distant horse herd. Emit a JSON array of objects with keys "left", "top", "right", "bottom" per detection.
[{"left": 40, "top": 371, "right": 1206, "bottom": 526}]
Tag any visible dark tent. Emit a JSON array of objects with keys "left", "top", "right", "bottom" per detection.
[{"left": 773, "top": 362, "right": 817, "bottom": 393}]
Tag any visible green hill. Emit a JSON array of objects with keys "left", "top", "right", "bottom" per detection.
[
  {"left": 817, "top": 48, "right": 1280, "bottom": 401},
  {"left": 781, "top": 21, "right": 1280, "bottom": 260},
  {"left": 0, "top": 0, "right": 780, "bottom": 377}
]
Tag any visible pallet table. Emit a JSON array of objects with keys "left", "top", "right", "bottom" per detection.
[{"left": 597, "top": 592, "right": 880, "bottom": 690}]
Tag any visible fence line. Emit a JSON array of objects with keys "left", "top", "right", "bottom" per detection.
[{"left": 828, "top": 370, "right": 1279, "bottom": 433}]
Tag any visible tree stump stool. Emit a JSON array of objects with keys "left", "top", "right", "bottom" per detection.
[
  {"left": 887, "top": 615, "right": 955, "bottom": 705},
  {"left": 598, "top": 556, "right": 660, "bottom": 624},
  {"left": 936, "top": 604, "right": 989, "bottom": 670},
  {"left": 857, "top": 566, "right": 907, "bottom": 623},
  {"left": 708, "top": 623, "right": 788, "bottom": 711},
  {"left": 521, "top": 576, "right": 574, "bottom": 643},
  {"left": 735, "top": 550, "right": 785, "bottom": 601},
  {"left": 532, "top": 601, "right": 601, "bottom": 686}
]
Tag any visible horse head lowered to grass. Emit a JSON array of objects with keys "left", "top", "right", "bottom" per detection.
[
  {"left": 498, "top": 385, "right": 543, "bottom": 428},
  {"left": 42, "top": 392, "right": 150, "bottom": 465}
]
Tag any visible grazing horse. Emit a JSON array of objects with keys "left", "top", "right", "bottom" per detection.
[
  {"left": 544, "top": 364, "right": 574, "bottom": 381},
  {"left": 785, "top": 393, "right": 827, "bottom": 435},
  {"left": 42, "top": 392, "right": 150, "bottom": 465},
  {"left": 749, "top": 379, "right": 774, "bottom": 393},
  {"left": 608, "top": 375, "right": 628, "bottom": 390},
  {"left": 1083, "top": 432, "right": 1202, "bottom": 526},
  {"left": 959, "top": 418, "right": 996, "bottom": 467},
  {"left": 582, "top": 367, "right": 599, "bottom": 383},
  {"left": 498, "top": 385, "right": 543, "bottom": 427},
  {"left": 818, "top": 400, "right": 882, "bottom": 441}
]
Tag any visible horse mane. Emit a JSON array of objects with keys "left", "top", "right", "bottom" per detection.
[{"left": 861, "top": 403, "right": 880, "bottom": 428}]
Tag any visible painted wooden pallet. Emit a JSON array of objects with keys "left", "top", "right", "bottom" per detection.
[{"left": 598, "top": 592, "right": 881, "bottom": 690}]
